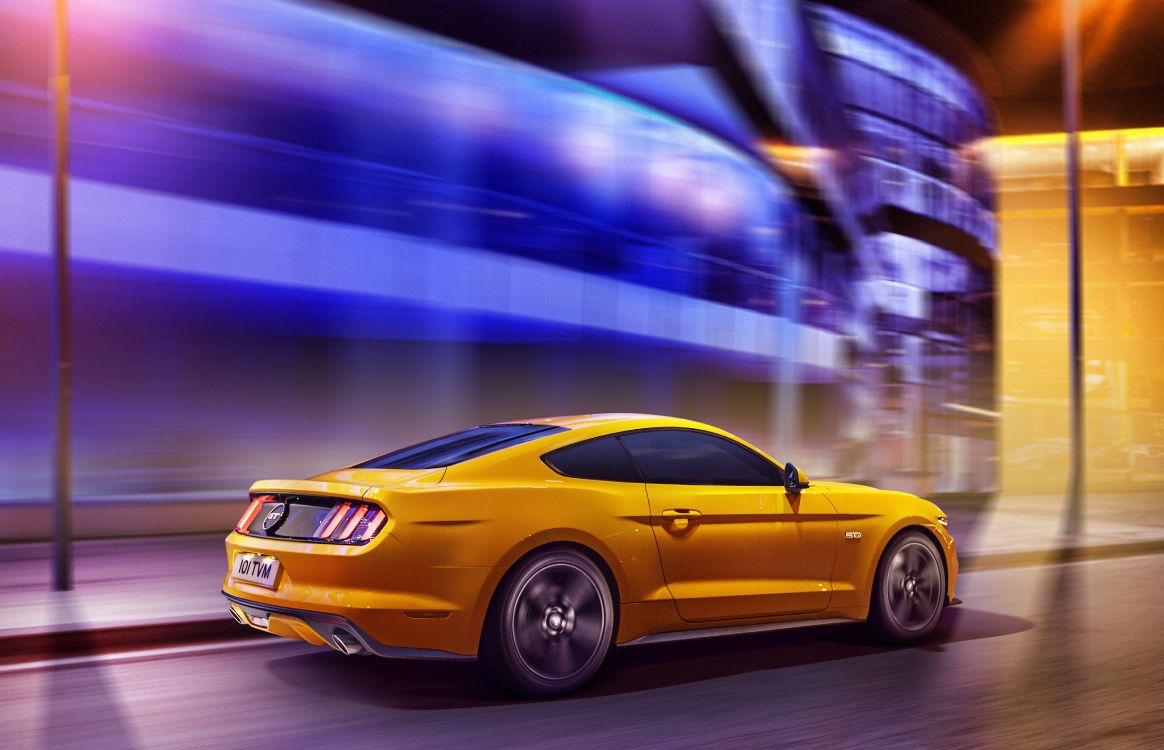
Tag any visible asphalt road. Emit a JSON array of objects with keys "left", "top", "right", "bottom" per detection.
[{"left": 3, "top": 554, "right": 1163, "bottom": 749}]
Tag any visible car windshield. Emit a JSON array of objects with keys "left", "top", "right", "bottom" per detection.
[{"left": 355, "top": 424, "right": 567, "bottom": 470}]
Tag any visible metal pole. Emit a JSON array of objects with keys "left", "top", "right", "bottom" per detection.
[
  {"left": 51, "top": 0, "right": 72, "bottom": 591},
  {"left": 1062, "top": 0, "right": 1084, "bottom": 539}
]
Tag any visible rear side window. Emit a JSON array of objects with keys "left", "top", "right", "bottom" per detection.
[
  {"left": 543, "top": 436, "right": 642, "bottom": 482},
  {"left": 619, "top": 429, "right": 782, "bottom": 486},
  {"left": 356, "top": 424, "right": 567, "bottom": 469}
]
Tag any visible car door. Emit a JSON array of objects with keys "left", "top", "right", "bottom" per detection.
[{"left": 620, "top": 429, "right": 838, "bottom": 622}]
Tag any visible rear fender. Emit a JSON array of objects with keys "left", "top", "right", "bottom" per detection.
[{"left": 467, "top": 528, "right": 629, "bottom": 651}]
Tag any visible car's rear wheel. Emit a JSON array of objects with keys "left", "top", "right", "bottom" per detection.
[
  {"left": 868, "top": 530, "right": 946, "bottom": 643},
  {"left": 480, "top": 548, "right": 613, "bottom": 697}
]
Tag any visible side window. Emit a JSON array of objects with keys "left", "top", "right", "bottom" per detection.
[
  {"left": 619, "top": 429, "right": 782, "bottom": 486},
  {"left": 542, "top": 436, "right": 642, "bottom": 483}
]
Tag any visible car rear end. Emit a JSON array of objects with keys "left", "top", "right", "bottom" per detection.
[{"left": 222, "top": 475, "right": 489, "bottom": 659}]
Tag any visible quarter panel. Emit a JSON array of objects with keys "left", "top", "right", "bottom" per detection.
[
  {"left": 369, "top": 471, "right": 669, "bottom": 607},
  {"left": 370, "top": 468, "right": 675, "bottom": 650}
]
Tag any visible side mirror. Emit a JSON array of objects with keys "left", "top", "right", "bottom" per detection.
[{"left": 784, "top": 462, "right": 809, "bottom": 495}]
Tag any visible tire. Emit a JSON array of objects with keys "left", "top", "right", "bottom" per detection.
[
  {"left": 868, "top": 530, "right": 947, "bottom": 643},
  {"left": 480, "top": 548, "right": 614, "bottom": 698}
]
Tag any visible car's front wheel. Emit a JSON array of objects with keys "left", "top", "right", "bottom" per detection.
[
  {"left": 480, "top": 548, "right": 613, "bottom": 697},
  {"left": 868, "top": 530, "right": 947, "bottom": 643}
]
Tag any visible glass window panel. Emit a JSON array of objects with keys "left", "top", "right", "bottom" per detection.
[{"left": 620, "top": 429, "right": 782, "bottom": 486}]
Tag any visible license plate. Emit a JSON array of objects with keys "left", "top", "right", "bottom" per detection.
[{"left": 231, "top": 552, "right": 280, "bottom": 589}]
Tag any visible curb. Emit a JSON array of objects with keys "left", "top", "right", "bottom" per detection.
[
  {"left": 0, "top": 615, "right": 262, "bottom": 666},
  {"left": 958, "top": 539, "right": 1164, "bottom": 572},
  {"left": 4, "top": 540, "right": 1164, "bottom": 664}
]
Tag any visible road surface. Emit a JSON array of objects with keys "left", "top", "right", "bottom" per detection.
[{"left": 3, "top": 554, "right": 1162, "bottom": 749}]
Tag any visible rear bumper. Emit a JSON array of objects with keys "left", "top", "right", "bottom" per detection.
[
  {"left": 222, "top": 530, "right": 494, "bottom": 656},
  {"left": 223, "top": 592, "right": 474, "bottom": 660}
]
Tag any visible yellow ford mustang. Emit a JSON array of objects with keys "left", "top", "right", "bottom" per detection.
[{"left": 223, "top": 413, "right": 957, "bottom": 696}]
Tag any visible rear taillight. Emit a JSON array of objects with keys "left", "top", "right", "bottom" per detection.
[
  {"left": 360, "top": 510, "right": 387, "bottom": 541},
  {"left": 320, "top": 502, "right": 386, "bottom": 543},
  {"left": 235, "top": 494, "right": 272, "bottom": 533},
  {"left": 236, "top": 494, "right": 387, "bottom": 544},
  {"left": 335, "top": 505, "right": 369, "bottom": 541},
  {"left": 315, "top": 501, "right": 351, "bottom": 538}
]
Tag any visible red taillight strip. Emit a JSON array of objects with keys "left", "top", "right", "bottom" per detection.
[
  {"left": 235, "top": 496, "right": 267, "bottom": 533},
  {"left": 357, "top": 510, "right": 386, "bottom": 541},
  {"left": 334, "top": 505, "right": 369, "bottom": 541},
  {"left": 318, "top": 502, "right": 351, "bottom": 538},
  {"left": 312, "top": 503, "right": 343, "bottom": 538}
]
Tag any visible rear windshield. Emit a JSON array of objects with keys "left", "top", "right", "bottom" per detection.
[{"left": 355, "top": 424, "right": 567, "bottom": 470}]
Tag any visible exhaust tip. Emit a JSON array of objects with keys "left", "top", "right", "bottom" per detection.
[
  {"left": 331, "top": 629, "right": 364, "bottom": 655},
  {"left": 229, "top": 605, "right": 245, "bottom": 625}
]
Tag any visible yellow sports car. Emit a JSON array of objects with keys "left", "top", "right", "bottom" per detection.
[{"left": 223, "top": 413, "right": 957, "bottom": 696}]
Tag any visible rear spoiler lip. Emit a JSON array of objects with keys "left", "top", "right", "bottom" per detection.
[
  {"left": 307, "top": 466, "right": 447, "bottom": 488},
  {"left": 248, "top": 478, "right": 371, "bottom": 501},
  {"left": 248, "top": 467, "right": 445, "bottom": 499}
]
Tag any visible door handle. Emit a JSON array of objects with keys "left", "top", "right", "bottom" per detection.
[
  {"left": 661, "top": 509, "right": 701, "bottom": 531},
  {"left": 661, "top": 509, "right": 702, "bottom": 518}
]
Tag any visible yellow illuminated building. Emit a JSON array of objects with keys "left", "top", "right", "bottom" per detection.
[{"left": 988, "top": 128, "right": 1164, "bottom": 492}]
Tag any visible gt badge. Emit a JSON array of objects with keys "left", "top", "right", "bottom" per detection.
[
  {"left": 262, "top": 502, "right": 287, "bottom": 532},
  {"left": 844, "top": 531, "right": 862, "bottom": 541}
]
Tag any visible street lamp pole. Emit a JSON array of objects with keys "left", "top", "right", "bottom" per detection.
[
  {"left": 1062, "top": 0, "right": 1084, "bottom": 539},
  {"left": 51, "top": 0, "right": 73, "bottom": 590}
]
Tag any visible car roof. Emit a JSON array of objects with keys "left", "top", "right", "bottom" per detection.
[
  {"left": 497, "top": 413, "right": 720, "bottom": 432},
  {"left": 432, "top": 413, "right": 782, "bottom": 477}
]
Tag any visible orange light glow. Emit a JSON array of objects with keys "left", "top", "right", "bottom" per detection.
[
  {"left": 991, "top": 122, "right": 1164, "bottom": 492},
  {"left": 760, "top": 143, "right": 832, "bottom": 164}
]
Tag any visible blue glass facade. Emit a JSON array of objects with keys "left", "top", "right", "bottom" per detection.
[
  {"left": 811, "top": 6, "right": 995, "bottom": 248},
  {"left": 0, "top": 0, "right": 996, "bottom": 524},
  {"left": 807, "top": 5, "right": 997, "bottom": 493}
]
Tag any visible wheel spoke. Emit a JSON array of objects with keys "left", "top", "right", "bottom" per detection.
[
  {"left": 561, "top": 571, "right": 597, "bottom": 610},
  {"left": 523, "top": 580, "right": 554, "bottom": 610},
  {"left": 891, "top": 591, "right": 913, "bottom": 622},
  {"left": 514, "top": 600, "right": 537, "bottom": 631},
  {"left": 569, "top": 609, "right": 603, "bottom": 647},
  {"left": 514, "top": 618, "right": 548, "bottom": 660},
  {"left": 570, "top": 633, "right": 601, "bottom": 666},
  {"left": 541, "top": 642, "right": 576, "bottom": 677},
  {"left": 902, "top": 545, "right": 923, "bottom": 574}
]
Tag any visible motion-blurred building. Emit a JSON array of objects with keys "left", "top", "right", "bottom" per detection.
[
  {"left": 989, "top": 128, "right": 1164, "bottom": 492},
  {"left": 0, "top": 0, "right": 997, "bottom": 537}
]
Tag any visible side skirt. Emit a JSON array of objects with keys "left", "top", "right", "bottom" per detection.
[{"left": 618, "top": 617, "right": 857, "bottom": 648}]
